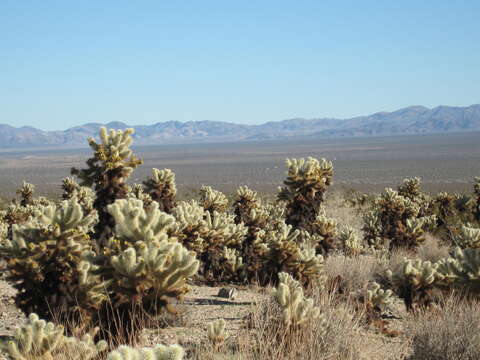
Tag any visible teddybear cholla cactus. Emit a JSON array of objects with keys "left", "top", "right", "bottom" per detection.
[
  {"left": 272, "top": 272, "right": 323, "bottom": 330},
  {"left": 436, "top": 247, "right": 480, "bottom": 294},
  {"left": 339, "top": 226, "right": 363, "bottom": 256},
  {"left": 0, "top": 198, "right": 104, "bottom": 321},
  {"left": 143, "top": 168, "right": 177, "bottom": 213},
  {"left": 199, "top": 185, "right": 229, "bottom": 213},
  {"left": 98, "top": 198, "right": 199, "bottom": 314},
  {"left": 387, "top": 258, "right": 444, "bottom": 311},
  {"left": 106, "top": 344, "right": 184, "bottom": 360},
  {"left": 207, "top": 319, "right": 229, "bottom": 345},
  {"left": 365, "top": 282, "right": 394, "bottom": 317},
  {"left": 453, "top": 225, "right": 480, "bottom": 249},
  {"left": 71, "top": 127, "right": 142, "bottom": 245},
  {"left": 278, "top": 157, "right": 333, "bottom": 229},
  {"left": 363, "top": 187, "right": 434, "bottom": 250},
  {"left": 16, "top": 181, "right": 35, "bottom": 207},
  {"left": 0, "top": 313, "right": 107, "bottom": 360}
]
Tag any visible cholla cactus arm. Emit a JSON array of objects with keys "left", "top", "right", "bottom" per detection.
[
  {"left": 272, "top": 272, "right": 321, "bottom": 329},
  {"left": 199, "top": 186, "right": 228, "bottom": 213},
  {"left": 171, "top": 200, "right": 207, "bottom": 254},
  {"left": 278, "top": 157, "right": 333, "bottom": 229},
  {"left": 106, "top": 344, "right": 184, "bottom": 360},
  {"left": 108, "top": 199, "right": 175, "bottom": 245},
  {"left": 143, "top": 168, "right": 177, "bottom": 213},
  {"left": 207, "top": 319, "right": 229, "bottom": 344}
]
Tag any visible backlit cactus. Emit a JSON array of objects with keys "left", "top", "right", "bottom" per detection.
[
  {"left": 16, "top": 181, "right": 35, "bottom": 207},
  {"left": 143, "top": 168, "right": 177, "bottom": 213},
  {"left": 207, "top": 319, "right": 229, "bottom": 345},
  {"left": 366, "top": 282, "right": 394, "bottom": 314},
  {"left": 272, "top": 272, "right": 322, "bottom": 329},
  {"left": 199, "top": 185, "right": 229, "bottom": 213},
  {"left": 437, "top": 247, "right": 480, "bottom": 294},
  {"left": 71, "top": 127, "right": 142, "bottom": 245},
  {"left": 454, "top": 225, "right": 480, "bottom": 249},
  {"left": 387, "top": 258, "right": 444, "bottom": 311},
  {"left": 278, "top": 157, "right": 333, "bottom": 229},
  {"left": 339, "top": 226, "right": 363, "bottom": 256}
]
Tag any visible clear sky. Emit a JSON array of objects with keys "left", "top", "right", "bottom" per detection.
[{"left": 1, "top": 1, "right": 479, "bottom": 130}]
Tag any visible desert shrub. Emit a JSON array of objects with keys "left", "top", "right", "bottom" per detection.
[{"left": 406, "top": 295, "right": 480, "bottom": 360}]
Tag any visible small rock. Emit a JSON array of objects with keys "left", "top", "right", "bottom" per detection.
[{"left": 217, "top": 287, "right": 237, "bottom": 300}]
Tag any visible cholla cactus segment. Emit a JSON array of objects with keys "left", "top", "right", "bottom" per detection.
[
  {"left": 454, "top": 225, "right": 480, "bottom": 249},
  {"left": 106, "top": 344, "right": 184, "bottom": 360},
  {"left": 278, "top": 157, "right": 333, "bottom": 228},
  {"left": 16, "top": 181, "right": 35, "bottom": 207},
  {"left": 0, "top": 313, "right": 107, "bottom": 360},
  {"left": 339, "top": 226, "right": 363, "bottom": 256},
  {"left": 272, "top": 272, "right": 321, "bottom": 328},
  {"left": 207, "top": 319, "right": 229, "bottom": 344},
  {"left": 199, "top": 186, "right": 228, "bottom": 213},
  {"left": 143, "top": 168, "right": 177, "bottom": 213},
  {"left": 108, "top": 198, "right": 175, "bottom": 244},
  {"left": 366, "top": 282, "right": 394, "bottom": 312}
]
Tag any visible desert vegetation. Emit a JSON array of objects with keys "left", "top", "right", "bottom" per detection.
[{"left": 1, "top": 127, "right": 480, "bottom": 359}]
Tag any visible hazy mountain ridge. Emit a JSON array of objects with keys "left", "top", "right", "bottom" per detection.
[{"left": 1, "top": 105, "right": 479, "bottom": 148}]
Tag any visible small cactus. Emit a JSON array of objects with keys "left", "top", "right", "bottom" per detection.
[
  {"left": 207, "top": 319, "right": 229, "bottom": 345},
  {"left": 106, "top": 344, "right": 184, "bottom": 360}
]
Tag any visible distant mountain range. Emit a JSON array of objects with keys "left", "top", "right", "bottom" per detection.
[{"left": 1, "top": 104, "right": 480, "bottom": 148}]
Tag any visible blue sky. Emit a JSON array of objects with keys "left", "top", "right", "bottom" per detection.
[{"left": 1, "top": 1, "right": 479, "bottom": 130}]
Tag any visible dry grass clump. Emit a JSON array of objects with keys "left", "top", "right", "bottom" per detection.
[
  {"left": 406, "top": 295, "right": 480, "bottom": 360},
  {"left": 324, "top": 254, "right": 382, "bottom": 294},
  {"left": 246, "top": 290, "right": 364, "bottom": 360},
  {"left": 416, "top": 234, "right": 450, "bottom": 263}
]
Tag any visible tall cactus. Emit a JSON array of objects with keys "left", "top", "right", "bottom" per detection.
[
  {"left": 278, "top": 157, "right": 333, "bottom": 229},
  {"left": 71, "top": 127, "right": 142, "bottom": 246}
]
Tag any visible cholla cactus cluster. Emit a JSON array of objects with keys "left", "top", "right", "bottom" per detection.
[
  {"left": 0, "top": 313, "right": 184, "bottom": 360},
  {"left": 0, "top": 313, "right": 107, "bottom": 360},
  {"left": 2, "top": 125, "right": 480, "bottom": 356},
  {"left": 272, "top": 272, "right": 324, "bottom": 330}
]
